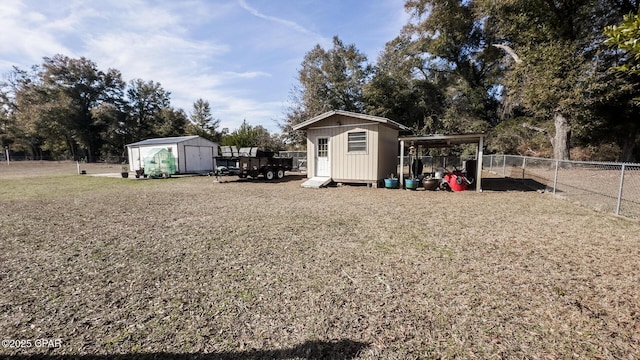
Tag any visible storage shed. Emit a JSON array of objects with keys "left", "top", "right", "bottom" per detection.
[
  {"left": 126, "top": 136, "right": 218, "bottom": 174},
  {"left": 293, "top": 110, "right": 409, "bottom": 188}
]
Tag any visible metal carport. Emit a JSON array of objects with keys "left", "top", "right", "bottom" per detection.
[{"left": 399, "top": 133, "right": 485, "bottom": 192}]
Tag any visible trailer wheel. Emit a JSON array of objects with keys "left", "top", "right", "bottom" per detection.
[
  {"left": 265, "top": 169, "right": 275, "bottom": 180},
  {"left": 276, "top": 168, "right": 285, "bottom": 179}
]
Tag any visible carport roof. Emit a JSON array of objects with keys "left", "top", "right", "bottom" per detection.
[
  {"left": 126, "top": 136, "right": 200, "bottom": 147},
  {"left": 398, "top": 133, "right": 485, "bottom": 147}
]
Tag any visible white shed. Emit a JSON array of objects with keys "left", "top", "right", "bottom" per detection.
[
  {"left": 126, "top": 136, "right": 218, "bottom": 174},
  {"left": 293, "top": 110, "right": 409, "bottom": 188}
]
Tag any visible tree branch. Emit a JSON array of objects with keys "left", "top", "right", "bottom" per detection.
[
  {"left": 522, "top": 123, "right": 548, "bottom": 135},
  {"left": 492, "top": 44, "right": 523, "bottom": 64}
]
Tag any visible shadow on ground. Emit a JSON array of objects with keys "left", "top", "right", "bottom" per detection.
[
  {"left": 482, "top": 177, "right": 547, "bottom": 192},
  {"left": 215, "top": 174, "right": 307, "bottom": 184},
  {"left": 0, "top": 339, "right": 369, "bottom": 360}
]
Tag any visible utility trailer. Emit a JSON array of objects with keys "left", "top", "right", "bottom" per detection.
[
  {"left": 238, "top": 157, "right": 292, "bottom": 180},
  {"left": 215, "top": 146, "right": 292, "bottom": 180}
]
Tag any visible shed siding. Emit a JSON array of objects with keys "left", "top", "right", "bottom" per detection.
[
  {"left": 306, "top": 136, "right": 315, "bottom": 178},
  {"left": 177, "top": 144, "right": 186, "bottom": 173},
  {"left": 302, "top": 113, "right": 402, "bottom": 183},
  {"left": 332, "top": 124, "right": 378, "bottom": 181},
  {"left": 127, "top": 147, "right": 141, "bottom": 172},
  {"left": 306, "top": 117, "right": 380, "bottom": 182},
  {"left": 377, "top": 125, "right": 400, "bottom": 179},
  {"left": 182, "top": 137, "right": 217, "bottom": 148}
]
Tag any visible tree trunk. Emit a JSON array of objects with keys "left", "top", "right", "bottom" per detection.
[
  {"left": 66, "top": 136, "right": 76, "bottom": 161},
  {"left": 552, "top": 112, "right": 570, "bottom": 160},
  {"left": 619, "top": 127, "right": 638, "bottom": 163},
  {"left": 86, "top": 142, "right": 93, "bottom": 163}
]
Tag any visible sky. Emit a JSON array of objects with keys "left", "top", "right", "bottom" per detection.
[{"left": 0, "top": 0, "right": 411, "bottom": 134}]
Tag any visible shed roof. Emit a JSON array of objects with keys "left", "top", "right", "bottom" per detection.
[
  {"left": 127, "top": 135, "right": 204, "bottom": 147},
  {"left": 292, "top": 110, "right": 410, "bottom": 131}
]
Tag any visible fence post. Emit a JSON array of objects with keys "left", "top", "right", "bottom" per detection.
[
  {"left": 502, "top": 155, "right": 506, "bottom": 177},
  {"left": 522, "top": 157, "right": 526, "bottom": 179},
  {"left": 616, "top": 164, "right": 626, "bottom": 216},
  {"left": 553, "top": 160, "right": 559, "bottom": 195}
]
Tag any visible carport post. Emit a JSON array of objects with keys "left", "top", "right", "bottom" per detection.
[
  {"left": 553, "top": 160, "right": 559, "bottom": 195},
  {"left": 476, "top": 136, "right": 483, "bottom": 192},
  {"left": 399, "top": 140, "right": 405, "bottom": 186}
]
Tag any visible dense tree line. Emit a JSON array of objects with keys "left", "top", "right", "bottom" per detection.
[
  {"left": 2, "top": 2, "right": 639, "bottom": 162},
  {"left": 282, "top": 0, "right": 640, "bottom": 161},
  {"left": 0, "top": 55, "right": 283, "bottom": 161}
]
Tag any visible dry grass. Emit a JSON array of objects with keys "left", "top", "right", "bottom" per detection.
[
  {"left": 1, "top": 162, "right": 639, "bottom": 359},
  {"left": 0, "top": 161, "right": 122, "bottom": 179}
]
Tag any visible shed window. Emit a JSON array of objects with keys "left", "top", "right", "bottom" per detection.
[
  {"left": 317, "top": 138, "right": 328, "bottom": 157},
  {"left": 348, "top": 132, "right": 367, "bottom": 152}
]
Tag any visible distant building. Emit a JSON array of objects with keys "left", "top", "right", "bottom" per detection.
[{"left": 126, "top": 136, "right": 218, "bottom": 174}]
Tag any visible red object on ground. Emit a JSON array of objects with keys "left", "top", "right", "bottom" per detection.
[{"left": 444, "top": 171, "right": 468, "bottom": 191}]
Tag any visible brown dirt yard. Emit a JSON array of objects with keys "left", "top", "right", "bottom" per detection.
[{"left": 1, "top": 161, "right": 639, "bottom": 359}]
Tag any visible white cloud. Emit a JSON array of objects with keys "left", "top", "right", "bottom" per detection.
[
  {"left": 0, "top": 0, "right": 410, "bottom": 135},
  {"left": 87, "top": 31, "right": 228, "bottom": 76},
  {"left": 0, "top": 0, "right": 22, "bottom": 17},
  {"left": 235, "top": 0, "right": 331, "bottom": 51},
  {"left": 237, "top": 0, "right": 316, "bottom": 37},
  {"left": 222, "top": 71, "right": 271, "bottom": 79},
  {"left": 0, "top": 1, "right": 73, "bottom": 64}
]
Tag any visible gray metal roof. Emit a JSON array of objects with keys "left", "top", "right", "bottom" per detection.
[
  {"left": 126, "top": 136, "right": 200, "bottom": 147},
  {"left": 398, "top": 133, "right": 485, "bottom": 147},
  {"left": 292, "top": 110, "right": 410, "bottom": 131}
]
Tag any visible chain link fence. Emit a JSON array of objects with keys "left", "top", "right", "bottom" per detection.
[
  {"left": 1, "top": 154, "right": 127, "bottom": 163},
  {"left": 398, "top": 155, "right": 476, "bottom": 174},
  {"left": 278, "top": 151, "right": 307, "bottom": 172},
  {"left": 483, "top": 154, "right": 640, "bottom": 220}
]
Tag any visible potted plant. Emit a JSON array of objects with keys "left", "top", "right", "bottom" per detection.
[
  {"left": 135, "top": 167, "right": 146, "bottom": 179},
  {"left": 404, "top": 177, "right": 418, "bottom": 190},
  {"left": 121, "top": 164, "right": 129, "bottom": 178},
  {"left": 384, "top": 173, "right": 399, "bottom": 189},
  {"left": 422, "top": 175, "right": 440, "bottom": 191}
]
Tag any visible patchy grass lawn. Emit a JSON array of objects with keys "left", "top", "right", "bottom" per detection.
[{"left": 1, "top": 163, "right": 639, "bottom": 359}]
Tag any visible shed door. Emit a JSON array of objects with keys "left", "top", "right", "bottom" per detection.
[
  {"left": 185, "top": 146, "right": 213, "bottom": 172},
  {"left": 316, "top": 137, "right": 330, "bottom": 177}
]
